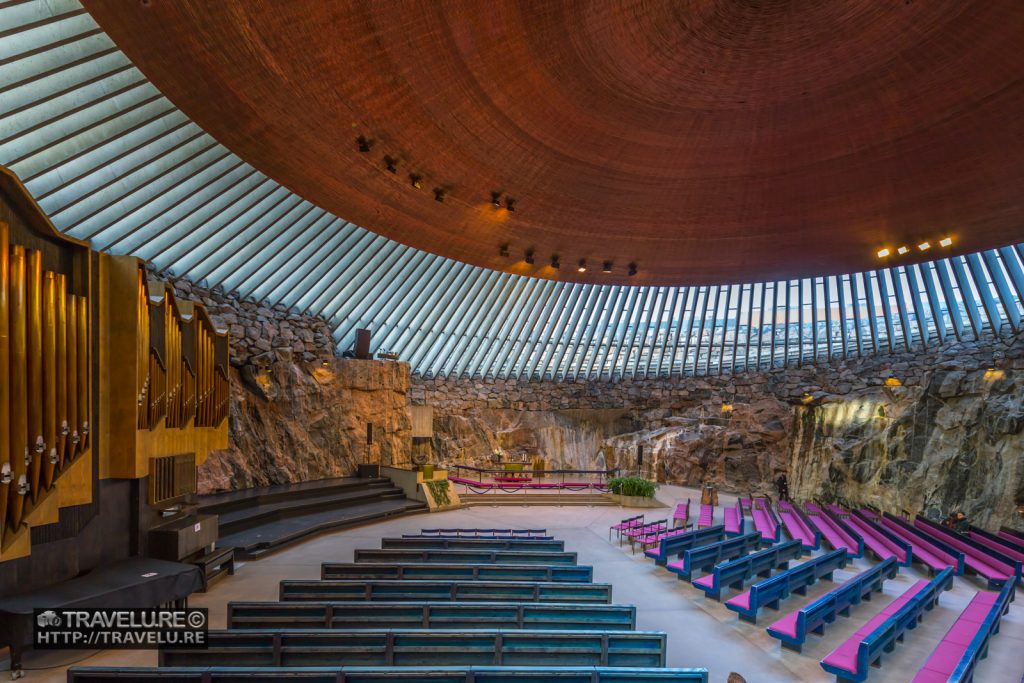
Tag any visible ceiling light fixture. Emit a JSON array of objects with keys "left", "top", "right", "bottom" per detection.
[
  {"left": 525, "top": 249, "right": 535, "bottom": 265},
  {"left": 433, "top": 187, "right": 445, "bottom": 202},
  {"left": 490, "top": 191, "right": 502, "bottom": 207},
  {"left": 939, "top": 237, "right": 953, "bottom": 247},
  {"left": 897, "top": 246, "right": 909, "bottom": 255},
  {"left": 577, "top": 259, "right": 586, "bottom": 273},
  {"left": 628, "top": 263, "right": 638, "bottom": 276},
  {"left": 499, "top": 244, "right": 510, "bottom": 258},
  {"left": 409, "top": 174, "right": 422, "bottom": 189},
  {"left": 877, "top": 248, "right": 890, "bottom": 258},
  {"left": 551, "top": 255, "right": 560, "bottom": 269},
  {"left": 602, "top": 261, "right": 613, "bottom": 273},
  {"left": 356, "top": 136, "right": 371, "bottom": 153},
  {"left": 918, "top": 241, "right": 930, "bottom": 251},
  {"left": 384, "top": 156, "right": 398, "bottom": 173}
]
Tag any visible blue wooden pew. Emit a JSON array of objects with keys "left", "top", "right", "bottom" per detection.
[
  {"left": 322, "top": 562, "right": 594, "bottom": 583},
  {"left": 644, "top": 525, "right": 725, "bottom": 565},
  {"left": 820, "top": 567, "right": 954, "bottom": 682},
  {"left": 724, "top": 548, "right": 848, "bottom": 623},
  {"left": 692, "top": 539, "right": 803, "bottom": 601},
  {"left": 68, "top": 666, "right": 712, "bottom": 683},
  {"left": 766, "top": 557, "right": 899, "bottom": 652},
  {"left": 666, "top": 532, "right": 761, "bottom": 581},
  {"left": 381, "top": 537, "right": 566, "bottom": 551},
  {"left": 354, "top": 549, "right": 578, "bottom": 565}
]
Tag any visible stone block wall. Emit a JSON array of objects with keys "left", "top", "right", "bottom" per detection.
[{"left": 411, "top": 333, "right": 1024, "bottom": 529}]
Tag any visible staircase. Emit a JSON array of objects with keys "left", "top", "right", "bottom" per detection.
[{"left": 197, "top": 477, "right": 427, "bottom": 558}]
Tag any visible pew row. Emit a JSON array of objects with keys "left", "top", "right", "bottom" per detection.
[
  {"left": 844, "top": 510, "right": 912, "bottom": 566},
  {"left": 644, "top": 525, "right": 725, "bottom": 565},
  {"left": 692, "top": 539, "right": 803, "bottom": 601},
  {"left": 409, "top": 529, "right": 549, "bottom": 538},
  {"left": 967, "top": 526, "right": 1024, "bottom": 564},
  {"left": 723, "top": 500, "right": 744, "bottom": 536},
  {"left": 804, "top": 503, "right": 864, "bottom": 558},
  {"left": 227, "top": 601, "right": 638, "bottom": 631},
  {"left": 279, "top": 580, "right": 613, "bottom": 604},
  {"left": 160, "top": 629, "right": 669, "bottom": 668},
  {"left": 696, "top": 504, "right": 713, "bottom": 529},
  {"left": 382, "top": 537, "right": 564, "bottom": 551},
  {"left": 877, "top": 512, "right": 965, "bottom": 575},
  {"left": 666, "top": 532, "right": 761, "bottom": 582},
  {"left": 751, "top": 498, "right": 780, "bottom": 542},
  {"left": 321, "top": 563, "right": 593, "bottom": 583},
  {"left": 353, "top": 549, "right": 577, "bottom": 566},
  {"left": 820, "top": 567, "right": 954, "bottom": 683},
  {"left": 999, "top": 527, "right": 1024, "bottom": 546},
  {"left": 777, "top": 500, "right": 819, "bottom": 550},
  {"left": 69, "top": 667, "right": 711, "bottom": 683},
  {"left": 725, "top": 549, "right": 848, "bottom": 623},
  {"left": 767, "top": 557, "right": 899, "bottom": 652},
  {"left": 911, "top": 579, "right": 1015, "bottom": 683},
  {"left": 914, "top": 516, "right": 1020, "bottom": 588}
]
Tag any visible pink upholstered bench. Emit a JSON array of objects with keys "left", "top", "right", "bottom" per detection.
[{"left": 910, "top": 591, "right": 999, "bottom": 683}]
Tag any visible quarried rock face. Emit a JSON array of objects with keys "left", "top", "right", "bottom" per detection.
[
  {"left": 198, "top": 359, "right": 412, "bottom": 493},
  {"left": 789, "top": 365, "right": 1023, "bottom": 530}
]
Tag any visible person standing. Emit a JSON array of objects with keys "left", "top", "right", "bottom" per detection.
[{"left": 775, "top": 473, "right": 789, "bottom": 502}]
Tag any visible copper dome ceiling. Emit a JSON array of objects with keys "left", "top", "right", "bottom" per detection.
[{"left": 81, "top": 0, "right": 1024, "bottom": 285}]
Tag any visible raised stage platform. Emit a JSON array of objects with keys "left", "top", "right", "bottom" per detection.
[{"left": 197, "top": 477, "right": 428, "bottom": 558}]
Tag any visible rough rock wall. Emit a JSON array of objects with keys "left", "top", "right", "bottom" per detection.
[
  {"left": 198, "top": 359, "right": 412, "bottom": 493},
  {"left": 413, "top": 334, "right": 1024, "bottom": 529}
]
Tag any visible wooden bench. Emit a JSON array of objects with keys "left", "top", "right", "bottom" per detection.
[
  {"left": 845, "top": 510, "right": 912, "bottom": 566},
  {"left": 382, "top": 537, "right": 564, "bottom": 551},
  {"left": 777, "top": 500, "right": 819, "bottom": 550},
  {"left": 644, "top": 525, "right": 725, "bottom": 565},
  {"left": 696, "top": 504, "right": 714, "bottom": 529},
  {"left": 692, "top": 539, "right": 802, "bottom": 601},
  {"left": 724, "top": 548, "right": 847, "bottom": 623},
  {"left": 667, "top": 532, "right": 762, "bottom": 582},
  {"left": 912, "top": 579, "right": 1015, "bottom": 682},
  {"left": 998, "top": 527, "right": 1024, "bottom": 546},
  {"left": 767, "top": 557, "right": 899, "bottom": 652},
  {"left": 672, "top": 500, "right": 691, "bottom": 528},
  {"left": 68, "top": 665, "right": 712, "bottom": 683},
  {"left": 914, "top": 516, "right": 1020, "bottom": 588},
  {"left": 723, "top": 500, "right": 744, "bottom": 536},
  {"left": 751, "top": 498, "right": 780, "bottom": 542},
  {"left": 190, "top": 546, "right": 236, "bottom": 592},
  {"left": 820, "top": 567, "right": 954, "bottom": 683},
  {"left": 321, "top": 562, "right": 593, "bottom": 583},
  {"left": 227, "top": 600, "right": 637, "bottom": 631},
  {"left": 279, "top": 580, "right": 613, "bottom": 604},
  {"left": 967, "top": 525, "right": 1024, "bottom": 564},
  {"left": 879, "top": 513, "right": 965, "bottom": 575},
  {"left": 160, "top": 628, "right": 669, "bottom": 668},
  {"left": 354, "top": 549, "right": 577, "bottom": 565},
  {"left": 409, "top": 529, "right": 550, "bottom": 539},
  {"left": 804, "top": 502, "right": 864, "bottom": 558}
]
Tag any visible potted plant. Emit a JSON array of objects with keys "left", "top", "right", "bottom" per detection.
[{"left": 607, "top": 476, "right": 661, "bottom": 508}]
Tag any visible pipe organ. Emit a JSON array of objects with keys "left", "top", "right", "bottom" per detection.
[
  {"left": 1, "top": 169, "right": 92, "bottom": 559},
  {"left": 0, "top": 165, "right": 230, "bottom": 563}
]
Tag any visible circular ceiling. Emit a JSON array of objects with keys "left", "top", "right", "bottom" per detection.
[{"left": 82, "top": 0, "right": 1024, "bottom": 285}]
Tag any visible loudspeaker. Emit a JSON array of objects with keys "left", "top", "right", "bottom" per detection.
[
  {"left": 366, "top": 423, "right": 374, "bottom": 445},
  {"left": 355, "top": 328, "right": 371, "bottom": 359}
]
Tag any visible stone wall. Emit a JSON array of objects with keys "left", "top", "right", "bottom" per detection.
[{"left": 412, "top": 333, "right": 1024, "bottom": 529}]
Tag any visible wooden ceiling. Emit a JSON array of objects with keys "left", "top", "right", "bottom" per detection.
[{"left": 82, "top": 0, "right": 1024, "bottom": 285}]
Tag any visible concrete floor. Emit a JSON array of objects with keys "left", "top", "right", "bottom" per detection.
[{"left": 16, "top": 484, "right": 1024, "bottom": 683}]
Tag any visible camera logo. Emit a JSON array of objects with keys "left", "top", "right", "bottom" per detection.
[{"left": 37, "top": 610, "right": 61, "bottom": 628}]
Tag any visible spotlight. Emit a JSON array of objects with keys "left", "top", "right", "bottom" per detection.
[
  {"left": 939, "top": 237, "right": 953, "bottom": 247},
  {"left": 499, "top": 244, "right": 510, "bottom": 258},
  {"left": 602, "top": 261, "right": 613, "bottom": 273},
  {"left": 577, "top": 259, "right": 586, "bottom": 273},
  {"left": 322, "top": 360, "right": 330, "bottom": 367},
  {"left": 525, "top": 249, "right": 535, "bottom": 265},
  {"left": 409, "top": 174, "right": 422, "bottom": 189},
  {"left": 877, "top": 248, "right": 890, "bottom": 258},
  {"left": 627, "top": 262, "right": 637, "bottom": 276},
  {"left": 356, "top": 136, "right": 371, "bottom": 153},
  {"left": 433, "top": 187, "right": 445, "bottom": 202},
  {"left": 897, "top": 246, "right": 909, "bottom": 255},
  {"left": 491, "top": 191, "right": 502, "bottom": 207},
  {"left": 918, "top": 241, "right": 930, "bottom": 251},
  {"left": 885, "top": 376, "right": 902, "bottom": 387},
  {"left": 720, "top": 403, "right": 733, "bottom": 414},
  {"left": 551, "top": 254, "right": 560, "bottom": 269},
  {"left": 505, "top": 197, "right": 516, "bottom": 212},
  {"left": 384, "top": 156, "right": 398, "bottom": 173}
]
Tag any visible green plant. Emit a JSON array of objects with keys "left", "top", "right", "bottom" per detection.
[
  {"left": 608, "top": 476, "right": 657, "bottom": 498},
  {"left": 425, "top": 479, "right": 451, "bottom": 507}
]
